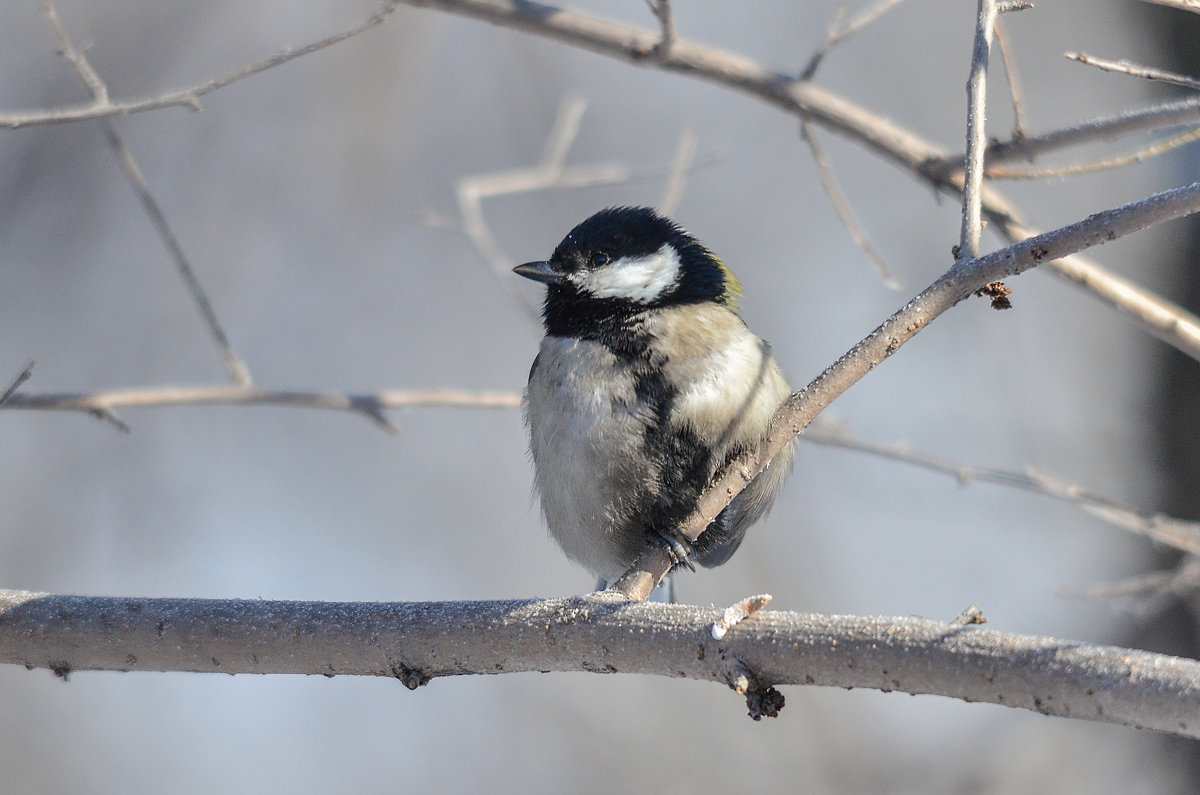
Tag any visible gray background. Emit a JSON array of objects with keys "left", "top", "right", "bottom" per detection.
[{"left": 0, "top": 1, "right": 1192, "bottom": 792}]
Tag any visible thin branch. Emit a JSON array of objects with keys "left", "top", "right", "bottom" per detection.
[
  {"left": 959, "top": 0, "right": 999, "bottom": 262},
  {"left": 957, "top": 96, "right": 1200, "bottom": 169},
  {"left": 1, "top": 385, "right": 521, "bottom": 433},
  {"left": 803, "top": 423, "right": 1200, "bottom": 554},
  {"left": 838, "top": 0, "right": 908, "bottom": 40},
  {"left": 3, "top": 3, "right": 399, "bottom": 129},
  {"left": 0, "top": 361, "right": 35, "bottom": 405},
  {"left": 8, "top": 0, "right": 1196, "bottom": 197},
  {"left": 614, "top": 181, "right": 1200, "bottom": 599},
  {"left": 984, "top": 125, "right": 1200, "bottom": 179},
  {"left": 434, "top": 94, "right": 629, "bottom": 322},
  {"left": 1068, "top": 51, "right": 1200, "bottom": 92},
  {"left": 991, "top": 216, "right": 1200, "bottom": 361},
  {"left": 41, "top": 4, "right": 252, "bottom": 386},
  {"left": 436, "top": 95, "right": 714, "bottom": 312},
  {"left": 2, "top": 589, "right": 1198, "bottom": 737},
  {"left": 454, "top": 94, "right": 628, "bottom": 277},
  {"left": 800, "top": 118, "right": 899, "bottom": 288},
  {"left": 400, "top": 0, "right": 1200, "bottom": 364},
  {"left": 801, "top": 0, "right": 906, "bottom": 80},
  {"left": 656, "top": 128, "right": 696, "bottom": 215},
  {"left": 13, "top": 1, "right": 1199, "bottom": 362},
  {"left": 1136, "top": 0, "right": 1200, "bottom": 12},
  {"left": 643, "top": 0, "right": 675, "bottom": 57},
  {"left": 1069, "top": 557, "right": 1200, "bottom": 609},
  {"left": 993, "top": 19, "right": 1027, "bottom": 139},
  {"left": 15, "top": 378, "right": 1195, "bottom": 555},
  {"left": 1073, "top": 569, "right": 1177, "bottom": 601},
  {"left": 102, "top": 126, "right": 252, "bottom": 384}
]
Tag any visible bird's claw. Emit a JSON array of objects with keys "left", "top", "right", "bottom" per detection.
[{"left": 654, "top": 529, "right": 696, "bottom": 572}]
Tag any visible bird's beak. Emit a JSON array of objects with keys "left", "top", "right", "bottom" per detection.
[{"left": 513, "top": 260, "right": 562, "bottom": 285}]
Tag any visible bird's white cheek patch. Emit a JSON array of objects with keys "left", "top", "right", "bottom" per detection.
[{"left": 577, "top": 244, "right": 680, "bottom": 303}]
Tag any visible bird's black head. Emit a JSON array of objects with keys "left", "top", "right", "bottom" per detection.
[{"left": 514, "top": 207, "right": 740, "bottom": 337}]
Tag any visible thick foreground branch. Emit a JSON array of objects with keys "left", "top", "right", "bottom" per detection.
[{"left": 1, "top": 589, "right": 1197, "bottom": 736}]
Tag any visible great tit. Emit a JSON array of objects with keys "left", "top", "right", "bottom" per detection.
[{"left": 515, "top": 206, "right": 794, "bottom": 587}]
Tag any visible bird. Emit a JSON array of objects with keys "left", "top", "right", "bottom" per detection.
[{"left": 514, "top": 206, "right": 794, "bottom": 590}]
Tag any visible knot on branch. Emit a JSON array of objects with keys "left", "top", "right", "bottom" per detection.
[
  {"left": 391, "top": 661, "right": 430, "bottom": 690},
  {"left": 744, "top": 684, "right": 785, "bottom": 720},
  {"left": 728, "top": 660, "right": 785, "bottom": 720}
]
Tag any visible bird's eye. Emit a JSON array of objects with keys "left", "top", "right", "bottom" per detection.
[{"left": 590, "top": 252, "right": 610, "bottom": 268}]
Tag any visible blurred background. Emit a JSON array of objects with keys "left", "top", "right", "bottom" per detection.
[{"left": 1, "top": 1, "right": 1198, "bottom": 791}]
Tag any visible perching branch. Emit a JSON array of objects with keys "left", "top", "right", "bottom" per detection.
[
  {"left": 2, "top": 589, "right": 1198, "bottom": 736},
  {"left": 4, "top": 1, "right": 1199, "bottom": 742},
  {"left": 614, "top": 181, "right": 1200, "bottom": 599}
]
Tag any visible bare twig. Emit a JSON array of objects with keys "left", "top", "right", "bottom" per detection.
[
  {"left": 1072, "top": 569, "right": 1177, "bottom": 601},
  {"left": 438, "top": 96, "right": 714, "bottom": 313},
  {"left": 102, "top": 126, "right": 251, "bottom": 384},
  {"left": 19, "top": 378, "right": 1194, "bottom": 555},
  {"left": 1, "top": 361, "right": 35, "bottom": 405},
  {"left": 959, "top": 0, "right": 1000, "bottom": 262},
  {"left": 453, "top": 94, "right": 628, "bottom": 280},
  {"left": 993, "top": 20, "right": 1027, "bottom": 139},
  {"left": 711, "top": 593, "right": 772, "bottom": 640},
  {"left": 803, "top": 422, "right": 1200, "bottom": 555},
  {"left": 1069, "top": 557, "right": 1200, "bottom": 609},
  {"left": 3, "top": 589, "right": 1199, "bottom": 737},
  {"left": 657, "top": 128, "right": 696, "bottom": 215},
  {"left": 614, "top": 180, "right": 1200, "bottom": 599},
  {"left": 2, "top": 3, "right": 399, "bottom": 129},
  {"left": 985, "top": 126, "right": 1200, "bottom": 179},
  {"left": 801, "top": 0, "right": 906, "bottom": 80},
  {"left": 800, "top": 118, "right": 899, "bottom": 288},
  {"left": 41, "top": 4, "right": 252, "bottom": 385},
  {"left": 956, "top": 96, "right": 1200, "bottom": 169},
  {"left": 644, "top": 0, "right": 675, "bottom": 57},
  {"left": 12, "top": 1, "right": 1199, "bottom": 362},
  {"left": 2, "top": 385, "right": 521, "bottom": 433},
  {"left": 1068, "top": 52, "right": 1200, "bottom": 92},
  {"left": 950, "top": 603, "right": 988, "bottom": 626}
]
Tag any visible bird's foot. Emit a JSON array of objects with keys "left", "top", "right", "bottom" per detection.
[{"left": 654, "top": 529, "right": 697, "bottom": 572}]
